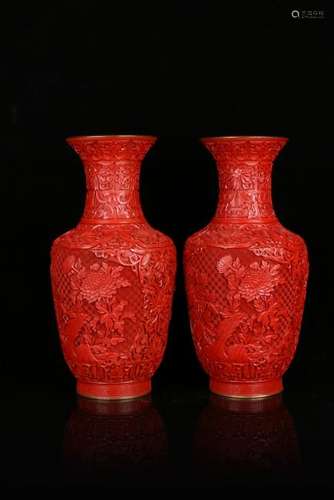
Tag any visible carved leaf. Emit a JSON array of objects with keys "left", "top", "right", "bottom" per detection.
[
  {"left": 212, "top": 312, "right": 246, "bottom": 360},
  {"left": 226, "top": 344, "right": 249, "bottom": 363},
  {"left": 141, "top": 253, "right": 151, "bottom": 266},
  {"left": 100, "top": 313, "right": 114, "bottom": 331},
  {"left": 217, "top": 255, "right": 233, "bottom": 275},
  {"left": 64, "top": 313, "right": 90, "bottom": 338},
  {"left": 62, "top": 255, "right": 76, "bottom": 274},
  {"left": 109, "top": 337, "right": 126, "bottom": 346}
]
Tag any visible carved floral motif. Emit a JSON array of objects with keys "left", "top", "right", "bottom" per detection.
[
  {"left": 68, "top": 136, "right": 155, "bottom": 222},
  {"left": 203, "top": 137, "right": 286, "bottom": 220},
  {"left": 51, "top": 136, "right": 176, "bottom": 397},
  {"left": 184, "top": 137, "right": 308, "bottom": 394}
]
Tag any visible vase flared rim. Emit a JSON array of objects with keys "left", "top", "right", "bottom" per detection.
[
  {"left": 67, "top": 134, "right": 157, "bottom": 143},
  {"left": 201, "top": 135, "right": 288, "bottom": 142}
]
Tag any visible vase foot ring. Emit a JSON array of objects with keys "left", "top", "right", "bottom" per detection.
[
  {"left": 77, "top": 380, "right": 151, "bottom": 400},
  {"left": 210, "top": 378, "right": 283, "bottom": 399}
]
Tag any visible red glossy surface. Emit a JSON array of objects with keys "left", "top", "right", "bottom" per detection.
[
  {"left": 77, "top": 380, "right": 151, "bottom": 400},
  {"left": 210, "top": 378, "right": 283, "bottom": 399},
  {"left": 184, "top": 137, "right": 309, "bottom": 398},
  {"left": 51, "top": 136, "right": 176, "bottom": 399}
]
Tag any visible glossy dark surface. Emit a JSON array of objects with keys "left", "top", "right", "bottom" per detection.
[{"left": 1, "top": 377, "right": 334, "bottom": 490}]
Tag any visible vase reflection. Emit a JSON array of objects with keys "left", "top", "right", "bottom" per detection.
[
  {"left": 193, "top": 394, "right": 303, "bottom": 485},
  {"left": 63, "top": 396, "right": 168, "bottom": 486}
]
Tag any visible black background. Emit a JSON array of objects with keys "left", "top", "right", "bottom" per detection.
[{"left": 1, "top": 1, "right": 333, "bottom": 490}]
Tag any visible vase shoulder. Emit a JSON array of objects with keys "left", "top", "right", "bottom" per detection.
[
  {"left": 185, "top": 220, "right": 307, "bottom": 261},
  {"left": 52, "top": 222, "right": 175, "bottom": 253}
]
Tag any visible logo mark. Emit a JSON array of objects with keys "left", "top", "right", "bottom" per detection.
[{"left": 291, "top": 9, "right": 325, "bottom": 19}]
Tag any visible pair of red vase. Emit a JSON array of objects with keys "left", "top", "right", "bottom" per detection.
[{"left": 50, "top": 135, "right": 308, "bottom": 400}]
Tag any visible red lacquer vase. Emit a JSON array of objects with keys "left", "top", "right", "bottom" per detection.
[
  {"left": 50, "top": 136, "right": 176, "bottom": 400},
  {"left": 184, "top": 136, "right": 308, "bottom": 398}
]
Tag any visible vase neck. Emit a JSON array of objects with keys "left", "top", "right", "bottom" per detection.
[
  {"left": 67, "top": 136, "right": 156, "bottom": 224},
  {"left": 203, "top": 137, "right": 287, "bottom": 223}
]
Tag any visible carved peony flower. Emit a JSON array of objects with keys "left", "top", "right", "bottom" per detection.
[
  {"left": 239, "top": 261, "right": 282, "bottom": 302},
  {"left": 77, "top": 263, "right": 130, "bottom": 303}
]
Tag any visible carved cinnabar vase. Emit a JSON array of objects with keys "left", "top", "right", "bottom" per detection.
[
  {"left": 50, "top": 136, "right": 176, "bottom": 400},
  {"left": 184, "top": 136, "right": 308, "bottom": 398}
]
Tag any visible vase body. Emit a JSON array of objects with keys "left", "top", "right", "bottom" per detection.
[
  {"left": 184, "top": 137, "right": 308, "bottom": 398},
  {"left": 51, "top": 136, "right": 176, "bottom": 399}
]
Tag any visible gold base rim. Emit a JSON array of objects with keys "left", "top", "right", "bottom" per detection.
[{"left": 210, "top": 389, "right": 284, "bottom": 400}]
